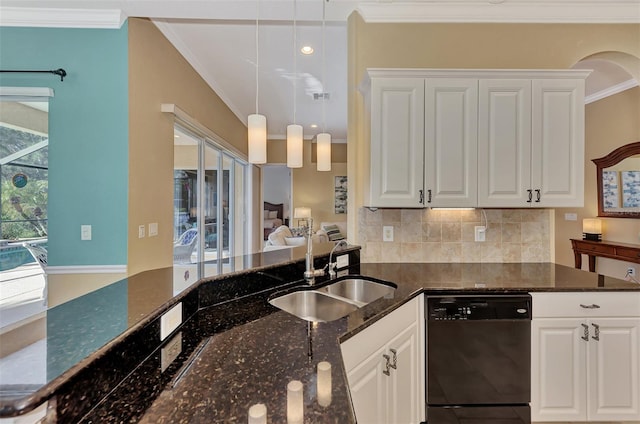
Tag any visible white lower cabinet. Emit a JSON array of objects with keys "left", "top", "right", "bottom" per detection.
[
  {"left": 531, "top": 292, "right": 640, "bottom": 422},
  {"left": 341, "top": 294, "right": 425, "bottom": 424}
]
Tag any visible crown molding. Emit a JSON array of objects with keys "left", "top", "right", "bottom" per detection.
[
  {"left": 0, "top": 7, "right": 125, "bottom": 28},
  {"left": 357, "top": 1, "right": 640, "bottom": 23},
  {"left": 585, "top": 78, "right": 639, "bottom": 104}
]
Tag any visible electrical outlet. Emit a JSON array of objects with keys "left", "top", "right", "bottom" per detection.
[
  {"left": 627, "top": 267, "right": 636, "bottom": 277},
  {"left": 161, "top": 332, "right": 182, "bottom": 372},
  {"left": 336, "top": 254, "right": 349, "bottom": 269},
  {"left": 383, "top": 226, "right": 394, "bottom": 242},
  {"left": 160, "top": 302, "right": 183, "bottom": 341},
  {"left": 475, "top": 226, "right": 486, "bottom": 242},
  {"left": 138, "top": 225, "right": 145, "bottom": 238},
  {"left": 564, "top": 213, "right": 578, "bottom": 221}
]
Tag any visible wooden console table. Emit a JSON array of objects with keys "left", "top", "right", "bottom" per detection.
[{"left": 571, "top": 238, "right": 640, "bottom": 272}]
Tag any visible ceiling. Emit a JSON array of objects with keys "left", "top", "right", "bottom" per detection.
[{"left": 1, "top": 1, "right": 639, "bottom": 142}]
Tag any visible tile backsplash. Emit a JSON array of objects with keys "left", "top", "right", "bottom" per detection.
[{"left": 358, "top": 207, "right": 551, "bottom": 263}]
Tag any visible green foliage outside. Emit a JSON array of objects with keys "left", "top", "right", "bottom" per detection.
[{"left": 0, "top": 126, "right": 48, "bottom": 240}]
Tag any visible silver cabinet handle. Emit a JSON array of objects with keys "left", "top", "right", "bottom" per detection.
[
  {"left": 580, "top": 304, "right": 601, "bottom": 309},
  {"left": 389, "top": 349, "right": 397, "bottom": 370},
  {"left": 535, "top": 189, "right": 541, "bottom": 202},
  {"left": 427, "top": 189, "right": 432, "bottom": 203},
  {"left": 581, "top": 323, "right": 589, "bottom": 341},
  {"left": 419, "top": 190, "right": 424, "bottom": 204},
  {"left": 383, "top": 354, "right": 391, "bottom": 376},
  {"left": 592, "top": 323, "right": 600, "bottom": 341},
  {"left": 527, "top": 189, "right": 533, "bottom": 203}
]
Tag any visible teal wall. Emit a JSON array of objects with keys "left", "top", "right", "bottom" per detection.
[{"left": 0, "top": 24, "right": 129, "bottom": 266}]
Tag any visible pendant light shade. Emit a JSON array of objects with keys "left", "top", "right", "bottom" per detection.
[
  {"left": 287, "top": 124, "right": 303, "bottom": 168},
  {"left": 248, "top": 114, "right": 266, "bottom": 164},
  {"left": 248, "top": 0, "right": 267, "bottom": 164},
  {"left": 317, "top": 133, "right": 331, "bottom": 171}
]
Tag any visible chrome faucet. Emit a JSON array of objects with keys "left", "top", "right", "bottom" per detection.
[
  {"left": 328, "top": 240, "right": 349, "bottom": 279},
  {"left": 303, "top": 217, "right": 325, "bottom": 284}
]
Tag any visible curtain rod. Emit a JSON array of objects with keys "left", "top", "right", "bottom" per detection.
[{"left": 0, "top": 68, "right": 67, "bottom": 81}]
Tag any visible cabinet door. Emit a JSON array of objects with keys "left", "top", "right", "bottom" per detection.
[
  {"left": 369, "top": 78, "right": 425, "bottom": 207},
  {"left": 477, "top": 79, "right": 532, "bottom": 207},
  {"left": 531, "top": 318, "right": 587, "bottom": 422},
  {"left": 424, "top": 78, "right": 478, "bottom": 207},
  {"left": 531, "top": 79, "right": 585, "bottom": 207},
  {"left": 345, "top": 344, "right": 389, "bottom": 424},
  {"left": 587, "top": 317, "right": 640, "bottom": 421}
]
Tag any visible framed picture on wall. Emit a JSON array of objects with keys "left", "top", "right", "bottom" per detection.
[
  {"left": 334, "top": 176, "right": 347, "bottom": 214},
  {"left": 602, "top": 170, "right": 620, "bottom": 208},
  {"left": 622, "top": 171, "right": 640, "bottom": 208}
]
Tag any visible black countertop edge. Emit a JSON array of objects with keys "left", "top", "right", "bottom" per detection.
[{"left": 0, "top": 244, "right": 360, "bottom": 418}]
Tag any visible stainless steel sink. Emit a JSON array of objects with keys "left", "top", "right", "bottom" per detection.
[
  {"left": 268, "top": 290, "right": 358, "bottom": 322},
  {"left": 317, "top": 278, "right": 396, "bottom": 306},
  {"left": 269, "top": 276, "right": 396, "bottom": 322}
]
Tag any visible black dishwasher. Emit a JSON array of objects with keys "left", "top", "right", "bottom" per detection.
[{"left": 426, "top": 294, "right": 532, "bottom": 424}]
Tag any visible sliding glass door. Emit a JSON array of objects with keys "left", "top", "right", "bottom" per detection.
[{"left": 173, "top": 125, "right": 248, "bottom": 277}]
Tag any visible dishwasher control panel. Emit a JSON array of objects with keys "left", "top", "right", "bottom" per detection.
[{"left": 427, "top": 295, "right": 531, "bottom": 321}]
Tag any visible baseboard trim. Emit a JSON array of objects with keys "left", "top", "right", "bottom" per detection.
[{"left": 46, "top": 265, "right": 127, "bottom": 275}]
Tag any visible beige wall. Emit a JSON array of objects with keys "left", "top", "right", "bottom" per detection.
[
  {"left": 128, "top": 18, "right": 249, "bottom": 275},
  {"left": 555, "top": 87, "right": 640, "bottom": 279},
  {"left": 348, "top": 14, "right": 640, "bottom": 261},
  {"left": 267, "top": 140, "right": 348, "bottom": 228}
]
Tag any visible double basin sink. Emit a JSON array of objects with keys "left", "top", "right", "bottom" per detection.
[{"left": 268, "top": 276, "right": 397, "bottom": 322}]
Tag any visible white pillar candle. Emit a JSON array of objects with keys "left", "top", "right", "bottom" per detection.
[
  {"left": 317, "top": 361, "right": 332, "bottom": 407},
  {"left": 287, "top": 380, "right": 304, "bottom": 424},
  {"left": 248, "top": 403, "right": 267, "bottom": 424}
]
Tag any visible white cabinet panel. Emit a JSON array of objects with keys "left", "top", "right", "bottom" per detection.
[
  {"left": 478, "top": 79, "right": 532, "bottom": 207},
  {"left": 532, "top": 79, "right": 585, "bottom": 207},
  {"left": 368, "top": 78, "right": 425, "bottom": 207},
  {"left": 588, "top": 318, "right": 640, "bottom": 421},
  {"left": 425, "top": 78, "right": 478, "bottom": 207}
]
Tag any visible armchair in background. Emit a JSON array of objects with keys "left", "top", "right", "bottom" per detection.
[{"left": 173, "top": 228, "right": 197, "bottom": 263}]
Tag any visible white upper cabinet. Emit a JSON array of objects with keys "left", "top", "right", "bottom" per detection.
[
  {"left": 425, "top": 78, "right": 478, "bottom": 207},
  {"left": 367, "top": 77, "right": 425, "bottom": 208},
  {"left": 362, "top": 69, "right": 589, "bottom": 209}
]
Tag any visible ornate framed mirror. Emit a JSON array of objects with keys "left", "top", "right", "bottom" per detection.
[{"left": 593, "top": 141, "right": 640, "bottom": 218}]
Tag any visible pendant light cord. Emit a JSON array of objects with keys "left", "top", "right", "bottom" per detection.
[
  {"left": 293, "top": 0, "right": 297, "bottom": 124},
  {"left": 255, "top": 0, "right": 260, "bottom": 114},
  {"left": 322, "top": 0, "right": 326, "bottom": 133}
]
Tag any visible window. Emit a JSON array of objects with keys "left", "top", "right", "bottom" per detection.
[{"left": 173, "top": 124, "right": 249, "bottom": 279}]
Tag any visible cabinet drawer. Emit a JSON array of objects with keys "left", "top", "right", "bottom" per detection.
[
  {"left": 615, "top": 246, "right": 640, "bottom": 261},
  {"left": 579, "top": 243, "right": 615, "bottom": 255},
  {"left": 531, "top": 292, "right": 640, "bottom": 318},
  {"left": 341, "top": 295, "right": 422, "bottom": 371}
]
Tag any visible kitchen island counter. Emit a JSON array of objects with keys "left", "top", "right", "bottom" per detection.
[{"left": 138, "top": 262, "right": 639, "bottom": 424}]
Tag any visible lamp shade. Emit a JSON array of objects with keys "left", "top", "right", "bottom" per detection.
[
  {"left": 287, "top": 124, "right": 303, "bottom": 168},
  {"left": 583, "top": 218, "right": 602, "bottom": 241},
  {"left": 294, "top": 207, "right": 311, "bottom": 219},
  {"left": 248, "top": 114, "right": 267, "bottom": 164},
  {"left": 316, "top": 133, "right": 331, "bottom": 171}
]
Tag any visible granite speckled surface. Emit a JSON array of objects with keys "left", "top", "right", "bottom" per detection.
[{"left": 137, "top": 262, "right": 639, "bottom": 424}]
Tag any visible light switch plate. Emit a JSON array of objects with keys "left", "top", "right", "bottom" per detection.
[
  {"left": 149, "top": 222, "right": 158, "bottom": 237},
  {"left": 161, "top": 332, "right": 182, "bottom": 372},
  {"left": 138, "top": 225, "right": 145, "bottom": 238},
  {"left": 564, "top": 213, "right": 578, "bottom": 221},
  {"left": 160, "top": 302, "right": 182, "bottom": 341},
  {"left": 81, "top": 225, "right": 92, "bottom": 241}
]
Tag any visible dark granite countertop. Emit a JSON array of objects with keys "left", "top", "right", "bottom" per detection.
[{"left": 138, "top": 263, "right": 639, "bottom": 424}]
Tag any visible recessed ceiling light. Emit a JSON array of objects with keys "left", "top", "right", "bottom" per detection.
[
  {"left": 300, "top": 46, "right": 314, "bottom": 55},
  {"left": 310, "top": 124, "right": 318, "bottom": 128}
]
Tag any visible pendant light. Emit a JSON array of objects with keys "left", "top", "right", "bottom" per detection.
[
  {"left": 287, "top": 0, "right": 303, "bottom": 168},
  {"left": 248, "top": 0, "right": 267, "bottom": 164},
  {"left": 316, "top": 0, "right": 331, "bottom": 171}
]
